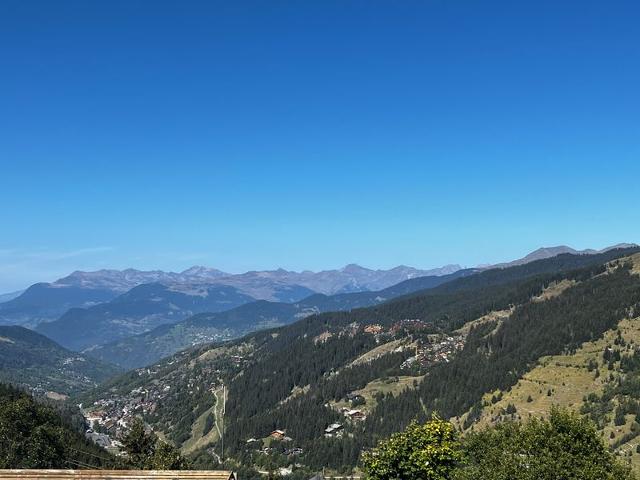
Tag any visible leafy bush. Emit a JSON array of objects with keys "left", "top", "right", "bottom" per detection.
[
  {"left": 455, "top": 408, "right": 633, "bottom": 480},
  {"left": 361, "top": 408, "right": 634, "bottom": 480},
  {"left": 361, "top": 415, "right": 461, "bottom": 480},
  {"left": 0, "top": 383, "right": 116, "bottom": 468}
]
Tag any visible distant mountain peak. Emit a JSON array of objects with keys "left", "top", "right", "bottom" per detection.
[
  {"left": 489, "top": 243, "right": 638, "bottom": 269},
  {"left": 180, "top": 266, "right": 228, "bottom": 277},
  {"left": 3, "top": 261, "right": 466, "bottom": 330},
  {"left": 523, "top": 246, "right": 578, "bottom": 259},
  {"left": 341, "top": 264, "right": 369, "bottom": 273},
  {"left": 603, "top": 242, "right": 639, "bottom": 251},
  {"left": 530, "top": 245, "right": 574, "bottom": 253}
]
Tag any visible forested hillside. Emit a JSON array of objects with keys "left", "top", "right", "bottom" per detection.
[
  {"left": 87, "top": 269, "right": 474, "bottom": 369},
  {"left": 0, "top": 383, "right": 117, "bottom": 468},
  {"left": 0, "top": 326, "right": 120, "bottom": 396},
  {"left": 36, "top": 283, "right": 259, "bottom": 351},
  {"left": 79, "top": 247, "right": 640, "bottom": 475}
]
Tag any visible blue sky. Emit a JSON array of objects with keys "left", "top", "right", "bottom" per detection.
[{"left": 1, "top": 0, "right": 639, "bottom": 292}]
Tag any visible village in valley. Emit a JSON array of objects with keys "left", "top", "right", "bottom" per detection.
[{"left": 78, "top": 318, "right": 468, "bottom": 473}]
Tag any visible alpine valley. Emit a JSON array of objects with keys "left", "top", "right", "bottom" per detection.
[
  {"left": 1, "top": 264, "right": 454, "bottom": 350},
  {"left": 65, "top": 246, "right": 640, "bottom": 476},
  {"left": 4, "top": 246, "right": 640, "bottom": 477}
]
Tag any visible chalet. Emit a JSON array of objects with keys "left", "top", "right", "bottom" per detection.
[
  {"left": 0, "top": 471, "right": 237, "bottom": 480},
  {"left": 363, "top": 324, "right": 383, "bottom": 334},
  {"left": 344, "top": 409, "right": 366, "bottom": 420},
  {"left": 269, "top": 429, "right": 286, "bottom": 440},
  {"left": 324, "top": 423, "right": 344, "bottom": 436}
]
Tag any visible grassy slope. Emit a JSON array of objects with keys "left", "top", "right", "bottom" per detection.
[
  {"left": 182, "top": 391, "right": 220, "bottom": 454},
  {"left": 458, "top": 253, "right": 640, "bottom": 471},
  {"left": 460, "top": 316, "right": 640, "bottom": 471},
  {"left": 330, "top": 375, "right": 425, "bottom": 414}
]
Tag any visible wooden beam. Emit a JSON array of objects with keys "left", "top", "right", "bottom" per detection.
[{"left": 0, "top": 470, "right": 236, "bottom": 480}]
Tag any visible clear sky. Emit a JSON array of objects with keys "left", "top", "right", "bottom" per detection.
[{"left": 1, "top": 0, "right": 639, "bottom": 292}]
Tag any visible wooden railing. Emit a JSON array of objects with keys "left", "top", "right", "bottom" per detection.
[{"left": 0, "top": 471, "right": 236, "bottom": 480}]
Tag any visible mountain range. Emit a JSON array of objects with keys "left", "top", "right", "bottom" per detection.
[
  {"left": 2, "top": 243, "right": 634, "bottom": 330},
  {"left": 489, "top": 243, "right": 638, "bottom": 269},
  {"left": 79, "top": 245, "right": 640, "bottom": 475},
  {"left": 0, "top": 283, "right": 119, "bottom": 328},
  {"left": 27, "top": 266, "right": 468, "bottom": 352},
  {"left": 52, "top": 263, "right": 462, "bottom": 296},
  {"left": 0, "top": 243, "right": 635, "bottom": 354},
  {"left": 3, "top": 243, "right": 640, "bottom": 475},
  {"left": 85, "top": 268, "right": 476, "bottom": 369},
  {"left": 0, "top": 263, "right": 460, "bottom": 328}
]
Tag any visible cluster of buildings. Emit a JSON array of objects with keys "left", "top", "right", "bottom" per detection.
[
  {"left": 323, "top": 407, "right": 366, "bottom": 438},
  {"left": 317, "top": 320, "right": 420, "bottom": 344},
  {"left": 257, "top": 445, "right": 304, "bottom": 457},
  {"left": 390, "top": 319, "right": 432, "bottom": 334},
  {"left": 316, "top": 320, "right": 434, "bottom": 345},
  {"left": 362, "top": 319, "right": 435, "bottom": 337},
  {"left": 330, "top": 321, "right": 395, "bottom": 341},
  {"left": 363, "top": 324, "right": 384, "bottom": 335},
  {"left": 62, "top": 355, "right": 87, "bottom": 366},
  {"left": 357, "top": 319, "right": 433, "bottom": 338},
  {"left": 24, "top": 356, "right": 98, "bottom": 398},
  {"left": 79, "top": 343, "right": 253, "bottom": 458},
  {"left": 401, "top": 334, "right": 465, "bottom": 369},
  {"left": 82, "top": 383, "right": 176, "bottom": 449},
  {"left": 246, "top": 430, "right": 304, "bottom": 458},
  {"left": 182, "top": 330, "right": 234, "bottom": 350}
]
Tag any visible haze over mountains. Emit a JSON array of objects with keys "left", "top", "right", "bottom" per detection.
[
  {"left": 35, "top": 283, "right": 259, "bottom": 351},
  {"left": 54, "top": 262, "right": 462, "bottom": 296},
  {"left": 86, "top": 268, "right": 475, "bottom": 369},
  {"left": 0, "top": 290, "right": 23, "bottom": 303},
  {"left": 0, "top": 283, "right": 119, "bottom": 328},
  {"left": 0, "top": 263, "right": 461, "bottom": 328},
  {"left": 0, "top": 325, "right": 119, "bottom": 395},
  {"left": 0, "top": 243, "right": 636, "bottom": 357}
]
